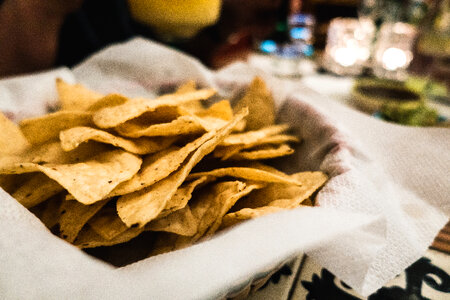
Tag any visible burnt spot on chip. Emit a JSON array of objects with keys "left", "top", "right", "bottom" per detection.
[{"left": 130, "top": 223, "right": 139, "bottom": 228}]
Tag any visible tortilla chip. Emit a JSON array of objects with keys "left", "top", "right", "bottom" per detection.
[
  {"left": 0, "top": 112, "right": 30, "bottom": 154},
  {"left": 38, "top": 150, "right": 142, "bottom": 205},
  {"left": 196, "top": 100, "right": 233, "bottom": 121},
  {"left": 220, "top": 206, "right": 285, "bottom": 229},
  {"left": 59, "top": 199, "right": 108, "bottom": 243},
  {"left": 88, "top": 206, "right": 129, "bottom": 241},
  {"left": 158, "top": 176, "right": 209, "bottom": 217},
  {"left": 220, "top": 124, "right": 290, "bottom": 146},
  {"left": 29, "top": 194, "right": 64, "bottom": 230},
  {"left": 203, "top": 181, "right": 264, "bottom": 237},
  {"left": 74, "top": 225, "right": 144, "bottom": 248},
  {"left": 226, "top": 144, "right": 294, "bottom": 160},
  {"left": 56, "top": 78, "right": 104, "bottom": 111},
  {"left": 93, "top": 88, "right": 216, "bottom": 128},
  {"left": 86, "top": 94, "right": 128, "bottom": 112},
  {"left": 187, "top": 167, "right": 302, "bottom": 186},
  {"left": 109, "top": 130, "right": 216, "bottom": 197},
  {"left": 20, "top": 111, "right": 94, "bottom": 144},
  {"left": 60, "top": 126, "right": 176, "bottom": 155},
  {"left": 232, "top": 171, "right": 327, "bottom": 211},
  {"left": 233, "top": 77, "right": 276, "bottom": 130},
  {"left": 115, "top": 115, "right": 206, "bottom": 138},
  {"left": 146, "top": 206, "right": 198, "bottom": 236},
  {"left": 116, "top": 109, "right": 248, "bottom": 227},
  {"left": 12, "top": 173, "right": 64, "bottom": 208},
  {"left": 214, "top": 134, "right": 299, "bottom": 159}
]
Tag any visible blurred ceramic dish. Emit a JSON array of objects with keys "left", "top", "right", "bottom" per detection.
[{"left": 351, "top": 78, "right": 423, "bottom": 113}]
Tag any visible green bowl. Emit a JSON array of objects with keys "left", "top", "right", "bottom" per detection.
[{"left": 351, "top": 78, "right": 423, "bottom": 113}]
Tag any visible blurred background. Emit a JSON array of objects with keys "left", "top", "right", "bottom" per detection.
[{"left": 0, "top": 0, "right": 449, "bottom": 126}]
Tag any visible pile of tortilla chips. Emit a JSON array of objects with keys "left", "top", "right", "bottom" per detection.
[{"left": 0, "top": 77, "right": 327, "bottom": 264}]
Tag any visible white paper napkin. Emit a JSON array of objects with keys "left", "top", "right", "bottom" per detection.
[{"left": 0, "top": 38, "right": 448, "bottom": 298}]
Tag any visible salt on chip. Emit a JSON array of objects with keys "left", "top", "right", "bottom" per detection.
[
  {"left": 59, "top": 199, "right": 108, "bottom": 243},
  {"left": 60, "top": 126, "right": 177, "bottom": 155},
  {"left": 12, "top": 173, "right": 64, "bottom": 208},
  {"left": 0, "top": 112, "right": 30, "bottom": 154},
  {"left": 56, "top": 78, "right": 103, "bottom": 111},
  {"left": 187, "top": 167, "right": 302, "bottom": 186},
  {"left": 233, "top": 76, "right": 276, "bottom": 130},
  {"left": 116, "top": 109, "right": 248, "bottom": 227},
  {"left": 93, "top": 88, "right": 216, "bottom": 128},
  {"left": 20, "top": 111, "right": 94, "bottom": 144}
]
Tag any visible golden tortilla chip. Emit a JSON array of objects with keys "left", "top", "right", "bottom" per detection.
[
  {"left": 39, "top": 150, "right": 142, "bottom": 205},
  {"left": 60, "top": 126, "right": 176, "bottom": 155},
  {"left": 220, "top": 124, "right": 290, "bottom": 146},
  {"left": 56, "top": 78, "right": 103, "bottom": 111},
  {"left": 214, "top": 134, "right": 299, "bottom": 159},
  {"left": 196, "top": 100, "right": 233, "bottom": 121},
  {"left": 29, "top": 194, "right": 63, "bottom": 230},
  {"left": 146, "top": 206, "right": 198, "bottom": 236},
  {"left": 12, "top": 173, "right": 63, "bottom": 208},
  {"left": 59, "top": 199, "right": 108, "bottom": 243},
  {"left": 158, "top": 176, "right": 209, "bottom": 217},
  {"left": 109, "top": 132, "right": 214, "bottom": 197},
  {"left": 220, "top": 206, "right": 285, "bottom": 229},
  {"left": 74, "top": 224, "right": 144, "bottom": 248},
  {"left": 148, "top": 181, "right": 262, "bottom": 253},
  {"left": 116, "top": 109, "right": 248, "bottom": 227},
  {"left": 115, "top": 115, "right": 206, "bottom": 138},
  {"left": 93, "top": 88, "right": 216, "bottom": 128},
  {"left": 232, "top": 171, "right": 327, "bottom": 211},
  {"left": 0, "top": 112, "right": 30, "bottom": 154},
  {"left": 88, "top": 206, "right": 129, "bottom": 241},
  {"left": 233, "top": 76, "right": 276, "bottom": 130},
  {"left": 86, "top": 94, "right": 128, "bottom": 112},
  {"left": 226, "top": 144, "right": 294, "bottom": 160},
  {"left": 20, "top": 111, "right": 94, "bottom": 144},
  {"left": 187, "top": 167, "right": 302, "bottom": 186}
]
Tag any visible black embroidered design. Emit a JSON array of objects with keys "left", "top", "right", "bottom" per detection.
[
  {"left": 369, "top": 257, "right": 450, "bottom": 300},
  {"left": 301, "top": 269, "right": 360, "bottom": 300},
  {"left": 260, "top": 264, "right": 293, "bottom": 290}
]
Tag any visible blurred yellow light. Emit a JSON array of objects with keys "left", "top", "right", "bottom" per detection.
[
  {"left": 127, "top": 0, "right": 221, "bottom": 39},
  {"left": 334, "top": 47, "right": 358, "bottom": 67},
  {"left": 382, "top": 47, "right": 407, "bottom": 71}
]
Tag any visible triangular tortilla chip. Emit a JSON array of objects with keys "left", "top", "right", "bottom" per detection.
[
  {"left": 116, "top": 109, "right": 248, "bottom": 227},
  {"left": 93, "top": 89, "right": 216, "bottom": 128},
  {"left": 56, "top": 78, "right": 103, "bottom": 111},
  {"left": 60, "top": 126, "right": 177, "bottom": 155},
  {"left": 20, "top": 111, "right": 94, "bottom": 144}
]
